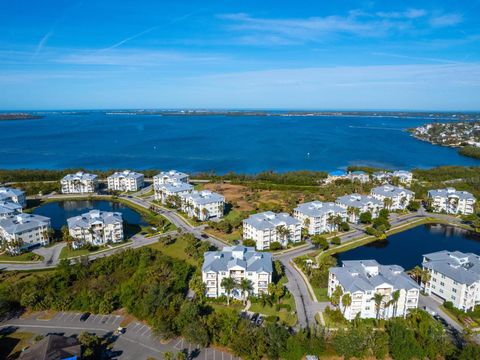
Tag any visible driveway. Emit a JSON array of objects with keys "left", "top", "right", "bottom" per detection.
[{"left": 0, "top": 311, "right": 239, "bottom": 360}]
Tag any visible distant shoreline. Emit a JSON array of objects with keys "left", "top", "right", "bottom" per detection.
[{"left": 0, "top": 113, "right": 44, "bottom": 121}]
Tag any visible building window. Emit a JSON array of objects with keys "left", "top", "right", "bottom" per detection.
[
  {"left": 440, "top": 282, "right": 445, "bottom": 286},
  {"left": 452, "top": 288, "right": 457, "bottom": 293}
]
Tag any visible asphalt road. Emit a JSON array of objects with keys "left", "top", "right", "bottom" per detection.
[{"left": 0, "top": 311, "right": 239, "bottom": 360}]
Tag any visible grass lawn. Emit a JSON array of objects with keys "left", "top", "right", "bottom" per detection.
[
  {"left": 148, "top": 237, "right": 198, "bottom": 265},
  {"left": 313, "top": 287, "right": 329, "bottom": 302},
  {"left": 0, "top": 331, "right": 35, "bottom": 359},
  {"left": 204, "top": 209, "right": 244, "bottom": 243},
  {"left": 249, "top": 296, "right": 298, "bottom": 327},
  {"left": 59, "top": 240, "right": 132, "bottom": 259},
  {"left": 204, "top": 228, "right": 241, "bottom": 243},
  {"left": 0, "top": 252, "right": 43, "bottom": 263},
  {"left": 209, "top": 302, "right": 244, "bottom": 312}
]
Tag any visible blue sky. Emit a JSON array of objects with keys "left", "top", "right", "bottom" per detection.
[{"left": 1, "top": 0, "right": 479, "bottom": 110}]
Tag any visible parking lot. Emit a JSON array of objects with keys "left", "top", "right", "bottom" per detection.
[{"left": 1, "top": 311, "right": 241, "bottom": 360}]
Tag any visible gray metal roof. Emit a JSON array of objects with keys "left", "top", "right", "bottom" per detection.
[
  {"left": 0, "top": 213, "right": 50, "bottom": 235},
  {"left": 203, "top": 246, "right": 273, "bottom": 273},
  {"left": 294, "top": 201, "right": 346, "bottom": 218},
  {"left": 154, "top": 170, "right": 189, "bottom": 182},
  {"left": 336, "top": 194, "right": 383, "bottom": 209},
  {"left": 330, "top": 260, "right": 420, "bottom": 293},
  {"left": 160, "top": 182, "right": 194, "bottom": 193},
  {"left": 108, "top": 170, "right": 144, "bottom": 180},
  {"left": 243, "top": 211, "right": 301, "bottom": 231},
  {"left": 371, "top": 185, "right": 414, "bottom": 198},
  {"left": 67, "top": 210, "right": 123, "bottom": 229},
  {"left": 427, "top": 188, "right": 475, "bottom": 201},
  {"left": 0, "top": 187, "right": 24, "bottom": 201},
  {"left": 61, "top": 171, "right": 98, "bottom": 181},
  {"left": 422, "top": 250, "right": 480, "bottom": 285},
  {"left": 392, "top": 170, "right": 412, "bottom": 178},
  {"left": 181, "top": 190, "right": 224, "bottom": 205},
  {"left": 0, "top": 201, "right": 22, "bottom": 216}
]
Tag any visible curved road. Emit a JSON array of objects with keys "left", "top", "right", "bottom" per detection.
[{"left": 0, "top": 194, "right": 467, "bottom": 330}]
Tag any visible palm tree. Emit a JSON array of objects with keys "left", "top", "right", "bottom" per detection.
[
  {"left": 411, "top": 266, "right": 423, "bottom": 284},
  {"left": 220, "top": 277, "right": 237, "bottom": 306},
  {"left": 341, "top": 293, "right": 352, "bottom": 316},
  {"left": 371, "top": 293, "right": 386, "bottom": 321},
  {"left": 383, "top": 198, "right": 393, "bottom": 210},
  {"left": 276, "top": 225, "right": 292, "bottom": 246},
  {"left": 391, "top": 290, "right": 400, "bottom": 317},
  {"left": 421, "top": 269, "right": 431, "bottom": 286},
  {"left": 239, "top": 279, "right": 253, "bottom": 305},
  {"left": 326, "top": 214, "right": 336, "bottom": 232},
  {"left": 201, "top": 208, "right": 209, "bottom": 221},
  {"left": 330, "top": 285, "right": 343, "bottom": 308},
  {"left": 347, "top": 207, "right": 355, "bottom": 222},
  {"left": 259, "top": 293, "right": 273, "bottom": 307}
]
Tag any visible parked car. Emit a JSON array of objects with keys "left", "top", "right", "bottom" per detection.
[
  {"left": 114, "top": 327, "right": 126, "bottom": 336},
  {"left": 256, "top": 315, "right": 264, "bottom": 326},
  {"left": 80, "top": 313, "right": 91, "bottom": 322},
  {"left": 250, "top": 313, "right": 259, "bottom": 323}
]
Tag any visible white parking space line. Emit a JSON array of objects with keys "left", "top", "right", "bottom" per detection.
[
  {"left": 57, "top": 312, "right": 66, "bottom": 320},
  {"left": 108, "top": 316, "right": 117, "bottom": 324},
  {"left": 101, "top": 315, "right": 108, "bottom": 323},
  {"left": 91, "top": 315, "right": 98, "bottom": 322},
  {"left": 136, "top": 325, "right": 146, "bottom": 333},
  {"left": 141, "top": 328, "right": 150, "bottom": 336}
]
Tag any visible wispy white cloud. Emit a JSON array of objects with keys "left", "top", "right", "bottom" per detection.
[
  {"left": 56, "top": 49, "right": 224, "bottom": 66},
  {"left": 99, "top": 26, "right": 159, "bottom": 52},
  {"left": 371, "top": 52, "right": 461, "bottom": 64},
  {"left": 376, "top": 8, "right": 427, "bottom": 19},
  {"left": 219, "top": 9, "right": 463, "bottom": 45},
  {"left": 430, "top": 13, "right": 463, "bottom": 27},
  {"left": 33, "top": 31, "right": 54, "bottom": 58}
]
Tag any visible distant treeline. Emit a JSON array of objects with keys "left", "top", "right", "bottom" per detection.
[
  {"left": 0, "top": 169, "right": 160, "bottom": 183},
  {"left": 458, "top": 146, "right": 480, "bottom": 160},
  {"left": 196, "top": 170, "right": 328, "bottom": 186},
  {"left": 0, "top": 169, "right": 329, "bottom": 186}
]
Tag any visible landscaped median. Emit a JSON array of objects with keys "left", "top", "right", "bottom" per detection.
[
  {"left": 58, "top": 240, "right": 132, "bottom": 260},
  {"left": 0, "top": 252, "right": 44, "bottom": 263}
]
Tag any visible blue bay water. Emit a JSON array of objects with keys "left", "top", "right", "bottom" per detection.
[
  {"left": 0, "top": 112, "right": 478, "bottom": 173},
  {"left": 335, "top": 224, "right": 480, "bottom": 270}
]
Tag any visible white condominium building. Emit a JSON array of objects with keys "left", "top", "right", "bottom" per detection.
[
  {"left": 0, "top": 213, "right": 51, "bottom": 253},
  {"left": 427, "top": 188, "right": 476, "bottom": 215},
  {"left": 347, "top": 171, "right": 370, "bottom": 183},
  {"left": 153, "top": 170, "right": 189, "bottom": 188},
  {"left": 61, "top": 172, "right": 98, "bottom": 194},
  {"left": 422, "top": 250, "right": 480, "bottom": 311},
  {"left": 371, "top": 185, "right": 415, "bottom": 211},
  {"left": 243, "top": 211, "right": 302, "bottom": 250},
  {"left": 293, "top": 201, "right": 347, "bottom": 235},
  {"left": 371, "top": 171, "right": 393, "bottom": 184},
  {"left": 0, "top": 201, "right": 23, "bottom": 219},
  {"left": 67, "top": 210, "right": 124, "bottom": 248},
  {"left": 107, "top": 170, "right": 144, "bottom": 192},
  {"left": 180, "top": 190, "right": 224, "bottom": 221},
  {"left": 392, "top": 170, "right": 413, "bottom": 186},
  {"left": 202, "top": 246, "right": 273, "bottom": 298},
  {"left": 154, "top": 182, "right": 194, "bottom": 204},
  {"left": 0, "top": 187, "right": 26, "bottom": 208},
  {"left": 336, "top": 194, "right": 384, "bottom": 223},
  {"left": 328, "top": 260, "right": 420, "bottom": 320}
]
